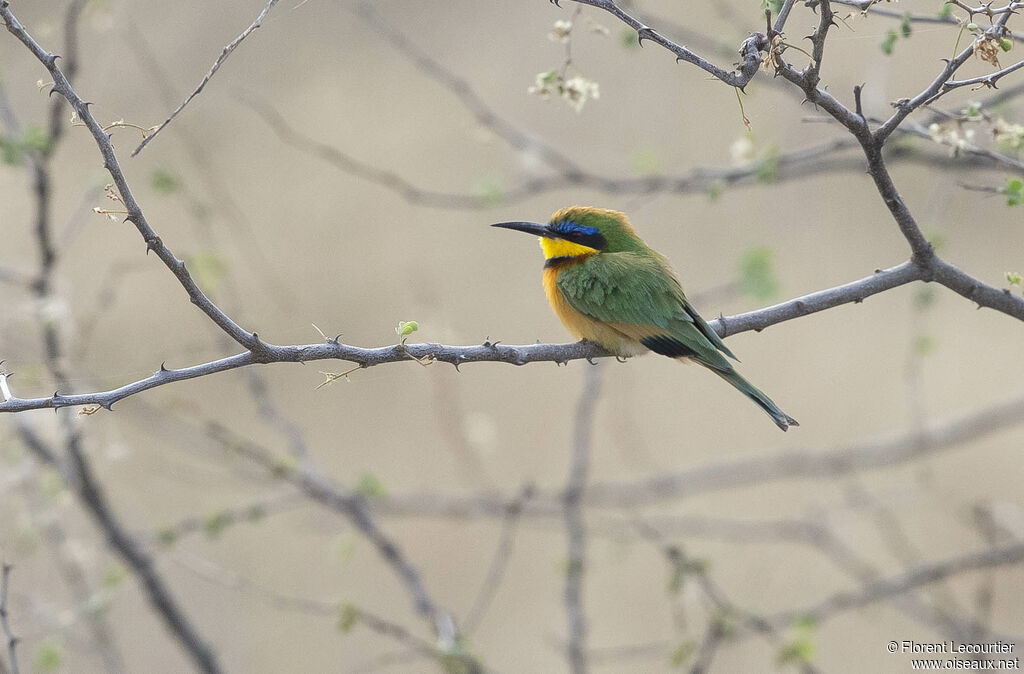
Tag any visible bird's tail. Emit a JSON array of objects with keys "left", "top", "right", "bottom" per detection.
[{"left": 714, "top": 368, "right": 799, "bottom": 432}]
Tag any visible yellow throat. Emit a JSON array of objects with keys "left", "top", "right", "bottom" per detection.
[{"left": 539, "top": 236, "right": 600, "bottom": 260}]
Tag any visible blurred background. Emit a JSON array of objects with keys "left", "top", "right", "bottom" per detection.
[{"left": 1, "top": 0, "right": 1022, "bottom": 672}]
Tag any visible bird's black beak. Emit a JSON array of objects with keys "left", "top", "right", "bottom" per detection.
[{"left": 491, "top": 221, "right": 553, "bottom": 238}]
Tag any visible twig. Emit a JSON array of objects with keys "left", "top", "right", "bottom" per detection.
[
  {"left": 232, "top": 358, "right": 472, "bottom": 651},
  {"left": 626, "top": 520, "right": 820, "bottom": 673},
  {"left": 145, "top": 492, "right": 304, "bottom": 546},
  {"left": 564, "top": 363, "right": 603, "bottom": 674},
  {"left": 773, "top": 0, "right": 799, "bottom": 34},
  {"left": 585, "top": 389, "right": 1024, "bottom": 508},
  {"left": 941, "top": 58, "right": 1024, "bottom": 92},
  {"left": 0, "top": 564, "right": 18, "bottom": 674},
  {"left": 170, "top": 553, "right": 452, "bottom": 668},
  {"left": 16, "top": 424, "right": 223, "bottom": 673},
  {"left": 353, "top": 3, "right": 585, "bottom": 178},
  {"left": 690, "top": 620, "right": 724, "bottom": 674},
  {"left": 371, "top": 389, "right": 1024, "bottom": 514},
  {"left": 875, "top": 12, "right": 1016, "bottom": 142},
  {"left": 202, "top": 421, "right": 465, "bottom": 654},
  {"left": 131, "top": 0, "right": 281, "bottom": 156},
  {"left": 463, "top": 485, "right": 534, "bottom": 634},
  {"left": 832, "top": 0, "right": 1022, "bottom": 33},
  {"left": 564, "top": 0, "right": 768, "bottom": 88},
  {"left": 575, "top": 0, "right": 1023, "bottom": 323},
  {"left": 769, "top": 541, "right": 1024, "bottom": 628},
  {"left": 122, "top": 19, "right": 299, "bottom": 311},
  {"left": 945, "top": 0, "right": 1024, "bottom": 17},
  {"left": 244, "top": 96, "right": 874, "bottom": 208},
  {"left": 13, "top": 456, "right": 128, "bottom": 672}
]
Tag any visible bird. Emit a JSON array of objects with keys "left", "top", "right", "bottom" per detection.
[{"left": 492, "top": 206, "right": 798, "bottom": 431}]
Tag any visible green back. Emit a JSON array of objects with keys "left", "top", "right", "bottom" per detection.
[{"left": 556, "top": 251, "right": 737, "bottom": 369}]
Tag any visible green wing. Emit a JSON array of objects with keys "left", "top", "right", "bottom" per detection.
[{"left": 556, "top": 252, "right": 737, "bottom": 370}]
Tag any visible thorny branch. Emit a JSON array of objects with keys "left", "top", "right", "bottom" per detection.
[
  {"left": 558, "top": 0, "right": 770, "bottom": 88},
  {"left": 131, "top": 0, "right": 281, "bottom": 156},
  {"left": 2, "top": 0, "right": 1021, "bottom": 417},
  {"left": 3, "top": 3, "right": 221, "bottom": 671},
  {"left": 562, "top": 0, "right": 1024, "bottom": 314},
  {"left": 0, "top": 261, "right": 924, "bottom": 413},
  {"left": 1, "top": 3, "right": 260, "bottom": 352}
]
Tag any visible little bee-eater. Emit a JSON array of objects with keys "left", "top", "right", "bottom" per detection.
[{"left": 492, "top": 206, "right": 798, "bottom": 431}]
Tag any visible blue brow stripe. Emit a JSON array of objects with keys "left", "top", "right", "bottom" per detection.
[{"left": 553, "top": 221, "right": 599, "bottom": 236}]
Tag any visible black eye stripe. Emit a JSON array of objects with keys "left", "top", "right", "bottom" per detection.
[{"left": 563, "top": 230, "right": 607, "bottom": 250}]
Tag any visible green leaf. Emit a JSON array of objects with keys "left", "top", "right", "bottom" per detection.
[
  {"left": 761, "top": 0, "right": 784, "bottom": 15},
  {"left": 999, "top": 37, "right": 1013, "bottom": 52},
  {"left": 103, "top": 564, "right": 127, "bottom": 588},
  {"left": 900, "top": 13, "right": 912, "bottom": 38},
  {"left": 669, "top": 642, "right": 695, "bottom": 668},
  {"left": 203, "top": 510, "right": 230, "bottom": 539},
  {"left": 356, "top": 472, "right": 387, "bottom": 498},
  {"left": 738, "top": 246, "right": 780, "bottom": 300},
  {"left": 269, "top": 457, "right": 295, "bottom": 478},
  {"left": 793, "top": 615, "right": 817, "bottom": 630},
  {"left": 337, "top": 602, "right": 359, "bottom": 632},
  {"left": 186, "top": 251, "right": 227, "bottom": 292},
  {"left": 151, "top": 169, "right": 180, "bottom": 194},
  {"left": 777, "top": 615, "right": 817, "bottom": 665},
  {"left": 34, "top": 638, "right": 63, "bottom": 671},
  {"left": 620, "top": 28, "right": 641, "bottom": 49},
  {"left": 937, "top": 3, "right": 954, "bottom": 19},
  {"left": 19, "top": 125, "right": 51, "bottom": 155},
  {"left": 777, "top": 637, "right": 815, "bottom": 665},
  {"left": 0, "top": 136, "right": 23, "bottom": 165},
  {"left": 711, "top": 610, "right": 738, "bottom": 640},
  {"left": 157, "top": 527, "right": 179, "bottom": 547},
  {"left": 1003, "top": 177, "right": 1023, "bottom": 206},
  {"left": 755, "top": 148, "right": 780, "bottom": 183},
  {"left": 914, "top": 335, "right": 937, "bottom": 356},
  {"left": 475, "top": 177, "right": 503, "bottom": 206},
  {"left": 881, "top": 29, "right": 899, "bottom": 55},
  {"left": 0, "top": 125, "right": 51, "bottom": 165},
  {"left": 913, "top": 286, "right": 937, "bottom": 310},
  {"left": 396, "top": 320, "right": 419, "bottom": 340},
  {"left": 630, "top": 147, "right": 659, "bottom": 175},
  {"left": 1005, "top": 271, "right": 1022, "bottom": 286}
]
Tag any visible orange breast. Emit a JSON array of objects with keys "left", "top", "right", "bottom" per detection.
[{"left": 542, "top": 263, "right": 648, "bottom": 357}]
